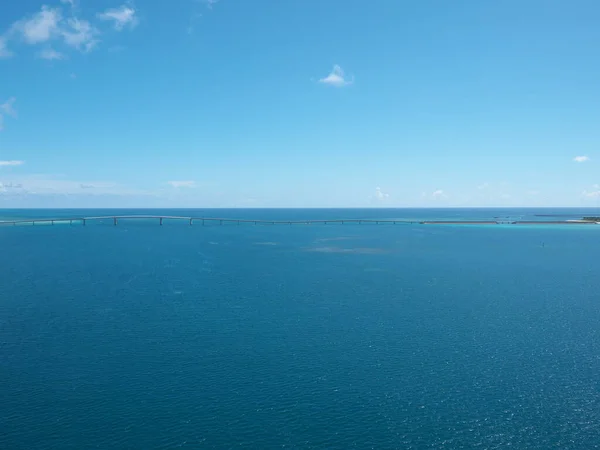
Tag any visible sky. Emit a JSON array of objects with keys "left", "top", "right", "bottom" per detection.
[{"left": 1, "top": 0, "right": 599, "bottom": 208}]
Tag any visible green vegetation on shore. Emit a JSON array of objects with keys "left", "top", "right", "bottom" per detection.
[{"left": 582, "top": 217, "right": 600, "bottom": 222}]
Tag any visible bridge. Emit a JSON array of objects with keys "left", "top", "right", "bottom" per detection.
[
  {"left": 0, "top": 215, "right": 421, "bottom": 226},
  {"left": 0, "top": 215, "right": 597, "bottom": 227}
]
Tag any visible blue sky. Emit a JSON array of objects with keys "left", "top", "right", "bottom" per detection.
[{"left": 1, "top": 0, "right": 599, "bottom": 208}]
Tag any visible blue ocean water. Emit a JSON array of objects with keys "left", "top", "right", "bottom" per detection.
[{"left": 1, "top": 209, "right": 600, "bottom": 449}]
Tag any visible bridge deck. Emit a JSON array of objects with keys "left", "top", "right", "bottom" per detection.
[{"left": 0, "top": 215, "right": 597, "bottom": 226}]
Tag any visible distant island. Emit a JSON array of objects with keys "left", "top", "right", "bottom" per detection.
[{"left": 582, "top": 217, "right": 600, "bottom": 222}]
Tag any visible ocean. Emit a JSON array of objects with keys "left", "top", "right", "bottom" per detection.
[{"left": 1, "top": 208, "right": 599, "bottom": 449}]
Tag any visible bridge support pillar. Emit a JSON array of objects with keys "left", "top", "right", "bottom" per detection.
[
  {"left": 189, "top": 219, "right": 193, "bottom": 225},
  {"left": 51, "top": 220, "right": 54, "bottom": 225},
  {"left": 83, "top": 219, "right": 86, "bottom": 226},
  {"left": 114, "top": 218, "right": 118, "bottom": 226},
  {"left": 160, "top": 218, "right": 163, "bottom": 226},
  {"left": 202, "top": 220, "right": 205, "bottom": 226},
  {"left": 220, "top": 220, "right": 223, "bottom": 225}
]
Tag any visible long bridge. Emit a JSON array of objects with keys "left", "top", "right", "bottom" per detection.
[{"left": 0, "top": 215, "right": 597, "bottom": 227}]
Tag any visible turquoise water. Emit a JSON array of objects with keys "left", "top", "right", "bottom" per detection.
[{"left": 1, "top": 209, "right": 600, "bottom": 449}]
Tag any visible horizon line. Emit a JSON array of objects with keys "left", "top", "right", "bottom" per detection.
[{"left": 1, "top": 206, "right": 599, "bottom": 210}]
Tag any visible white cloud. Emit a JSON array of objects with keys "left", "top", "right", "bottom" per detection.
[
  {"left": 0, "top": 97, "right": 17, "bottom": 131},
  {"left": 38, "top": 48, "right": 66, "bottom": 60},
  {"left": 573, "top": 156, "right": 590, "bottom": 163},
  {"left": 78, "top": 182, "right": 117, "bottom": 190},
  {"left": 168, "top": 180, "right": 196, "bottom": 188},
  {"left": 0, "top": 174, "right": 143, "bottom": 196},
  {"left": 371, "top": 186, "right": 390, "bottom": 204},
  {"left": 582, "top": 189, "right": 600, "bottom": 198},
  {"left": 318, "top": 65, "right": 354, "bottom": 87},
  {"left": 7, "top": 6, "right": 99, "bottom": 54},
  {"left": 582, "top": 185, "right": 600, "bottom": 198},
  {"left": 373, "top": 186, "right": 389, "bottom": 201},
  {"left": 0, "top": 160, "right": 24, "bottom": 167},
  {"left": 60, "top": 18, "right": 99, "bottom": 52},
  {"left": 97, "top": 4, "right": 138, "bottom": 31},
  {"left": 420, "top": 189, "right": 448, "bottom": 202},
  {"left": 0, "top": 38, "right": 12, "bottom": 58},
  {"left": 0, "top": 97, "right": 17, "bottom": 117},
  {"left": 477, "top": 182, "right": 489, "bottom": 190},
  {"left": 0, "top": 182, "right": 25, "bottom": 193},
  {"left": 11, "top": 6, "right": 62, "bottom": 44},
  {"left": 0, "top": 3, "right": 139, "bottom": 60}
]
